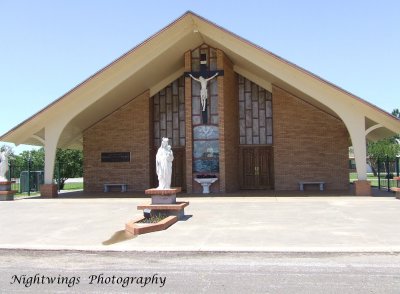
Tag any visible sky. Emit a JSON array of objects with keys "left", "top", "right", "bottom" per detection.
[{"left": 0, "top": 0, "right": 399, "bottom": 153}]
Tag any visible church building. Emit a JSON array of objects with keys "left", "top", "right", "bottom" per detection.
[{"left": 1, "top": 12, "right": 399, "bottom": 196}]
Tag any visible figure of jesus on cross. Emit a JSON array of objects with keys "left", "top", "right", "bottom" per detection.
[{"left": 188, "top": 73, "right": 219, "bottom": 111}]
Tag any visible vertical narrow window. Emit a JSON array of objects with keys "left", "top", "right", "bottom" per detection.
[
  {"left": 238, "top": 75, "right": 273, "bottom": 145},
  {"left": 152, "top": 77, "right": 185, "bottom": 148}
]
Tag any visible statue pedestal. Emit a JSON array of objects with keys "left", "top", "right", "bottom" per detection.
[
  {"left": 140, "top": 187, "right": 188, "bottom": 220},
  {"left": 127, "top": 186, "right": 188, "bottom": 236},
  {"left": 145, "top": 187, "right": 182, "bottom": 204},
  {"left": 194, "top": 178, "right": 218, "bottom": 194},
  {"left": 0, "top": 181, "right": 17, "bottom": 201}
]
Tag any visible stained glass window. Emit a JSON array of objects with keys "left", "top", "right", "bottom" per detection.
[
  {"left": 238, "top": 75, "right": 273, "bottom": 145},
  {"left": 191, "top": 45, "right": 219, "bottom": 173},
  {"left": 152, "top": 77, "right": 185, "bottom": 147}
]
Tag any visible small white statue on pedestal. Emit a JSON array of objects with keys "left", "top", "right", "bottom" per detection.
[
  {"left": 0, "top": 146, "right": 12, "bottom": 182},
  {"left": 156, "top": 138, "right": 174, "bottom": 189}
]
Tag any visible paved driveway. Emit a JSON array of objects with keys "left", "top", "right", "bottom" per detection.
[{"left": 1, "top": 195, "right": 399, "bottom": 252}]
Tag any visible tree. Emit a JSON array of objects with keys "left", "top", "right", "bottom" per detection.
[
  {"left": 55, "top": 148, "right": 83, "bottom": 189},
  {"left": 8, "top": 147, "right": 82, "bottom": 189},
  {"left": 367, "top": 108, "right": 400, "bottom": 175},
  {"left": 9, "top": 148, "right": 44, "bottom": 178},
  {"left": 18, "top": 148, "right": 45, "bottom": 168},
  {"left": 392, "top": 108, "right": 400, "bottom": 119},
  {"left": 0, "top": 144, "right": 14, "bottom": 155}
]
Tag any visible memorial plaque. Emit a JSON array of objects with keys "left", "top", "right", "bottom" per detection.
[{"left": 101, "top": 152, "right": 130, "bottom": 162}]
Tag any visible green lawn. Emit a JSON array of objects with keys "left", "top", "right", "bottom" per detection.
[
  {"left": 349, "top": 172, "right": 377, "bottom": 181},
  {"left": 11, "top": 181, "right": 83, "bottom": 197},
  {"left": 349, "top": 172, "right": 398, "bottom": 187},
  {"left": 63, "top": 182, "right": 83, "bottom": 190}
]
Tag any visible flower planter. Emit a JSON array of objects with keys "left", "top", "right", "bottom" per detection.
[
  {"left": 125, "top": 215, "right": 177, "bottom": 235},
  {"left": 125, "top": 186, "right": 188, "bottom": 236}
]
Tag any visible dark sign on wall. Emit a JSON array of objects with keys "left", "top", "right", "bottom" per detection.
[{"left": 101, "top": 152, "right": 131, "bottom": 163}]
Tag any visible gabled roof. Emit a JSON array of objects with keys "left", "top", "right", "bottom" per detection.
[{"left": 1, "top": 11, "right": 399, "bottom": 148}]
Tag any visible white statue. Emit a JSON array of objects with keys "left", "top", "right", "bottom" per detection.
[
  {"left": 0, "top": 146, "right": 12, "bottom": 181},
  {"left": 156, "top": 137, "right": 174, "bottom": 189},
  {"left": 189, "top": 73, "right": 218, "bottom": 111}
]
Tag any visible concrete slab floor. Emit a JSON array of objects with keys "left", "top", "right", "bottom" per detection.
[{"left": 0, "top": 192, "right": 399, "bottom": 252}]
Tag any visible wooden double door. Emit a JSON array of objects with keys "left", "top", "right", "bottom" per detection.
[{"left": 240, "top": 146, "right": 274, "bottom": 189}]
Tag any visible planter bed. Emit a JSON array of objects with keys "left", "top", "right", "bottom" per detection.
[{"left": 125, "top": 215, "right": 177, "bottom": 235}]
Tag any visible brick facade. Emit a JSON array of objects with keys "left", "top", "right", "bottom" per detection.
[
  {"left": 272, "top": 85, "right": 349, "bottom": 190},
  {"left": 188, "top": 48, "right": 239, "bottom": 193},
  {"left": 217, "top": 50, "right": 239, "bottom": 192},
  {"left": 83, "top": 91, "right": 151, "bottom": 192},
  {"left": 184, "top": 50, "right": 194, "bottom": 193},
  {"left": 83, "top": 49, "right": 350, "bottom": 193}
]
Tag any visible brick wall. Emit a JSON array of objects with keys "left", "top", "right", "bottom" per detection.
[
  {"left": 83, "top": 91, "right": 151, "bottom": 192},
  {"left": 82, "top": 50, "right": 349, "bottom": 193},
  {"left": 217, "top": 50, "right": 239, "bottom": 192},
  {"left": 184, "top": 50, "right": 193, "bottom": 193},
  {"left": 272, "top": 85, "right": 349, "bottom": 190}
]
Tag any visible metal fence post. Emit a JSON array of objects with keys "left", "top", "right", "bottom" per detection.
[
  {"left": 386, "top": 155, "right": 390, "bottom": 192},
  {"left": 27, "top": 158, "right": 31, "bottom": 196},
  {"left": 377, "top": 158, "right": 381, "bottom": 190}
]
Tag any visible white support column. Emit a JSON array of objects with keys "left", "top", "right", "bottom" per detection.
[
  {"left": 41, "top": 123, "right": 64, "bottom": 197},
  {"left": 344, "top": 113, "right": 371, "bottom": 195},
  {"left": 44, "top": 135, "right": 58, "bottom": 184},
  {"left": 343, "top": 113, "right": 367, "bottom": 180},
  {"left": 352, "top": 134, "right": 368, "bottom": 181}
]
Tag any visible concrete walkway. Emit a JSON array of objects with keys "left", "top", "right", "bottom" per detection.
[{"left": 1, "top": 193, "right": 400, "bottom": 252}]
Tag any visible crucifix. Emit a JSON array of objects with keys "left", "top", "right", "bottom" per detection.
[
  {"left": 188, "top": 73, "right": 218, "bottom": 112},
  {"left": 185, "top": 53, "right": 224, "bottom": 124}
]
